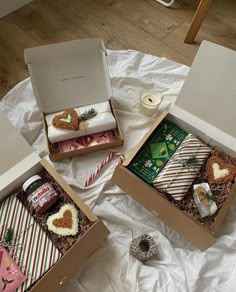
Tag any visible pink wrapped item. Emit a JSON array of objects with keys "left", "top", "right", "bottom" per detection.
[
  {"left": 58, "top": 130, "right": 115, "bottom": 153},
  {"left": 0, "top": 246, "right": 26, "bottom": 292}
]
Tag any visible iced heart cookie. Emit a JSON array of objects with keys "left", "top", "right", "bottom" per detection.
[
  {"left": 52, "top": 108, "right": 79, "bottom": 130},
  {"left": 206, "top": 156, "right": 236, "bottom": 184},
  {"left": 47, "top": 204, "right": 79, "bottom": 236}
]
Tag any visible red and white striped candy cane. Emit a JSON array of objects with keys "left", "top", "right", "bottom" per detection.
[{"left": 84, "top": 152, "right": 125, "bottom": 187}]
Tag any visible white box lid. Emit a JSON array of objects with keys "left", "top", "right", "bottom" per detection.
[
  {"left": 172, "top": 41, "right": 236, "bottom": 152},
  {"left": 24, "top": 39, "right": 112, "bottom": 114},
  {"left": 0, "top": 112, "right": 40, "bottom": 193}
]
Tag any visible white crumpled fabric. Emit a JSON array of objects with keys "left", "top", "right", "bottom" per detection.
[{"left": 1, "top": 49, "right": 236, "bottom": 292}]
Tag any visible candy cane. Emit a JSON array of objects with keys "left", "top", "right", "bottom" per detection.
[{"left": 84, "top": 152, "right": 125, "bottom": 187}]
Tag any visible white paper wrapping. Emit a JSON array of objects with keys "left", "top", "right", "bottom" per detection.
[
  {"left": 45, "top": 101, "right": 116, "bottom": 143},
  {"left": 1, "top": 49, "right": 236, "bottom": 292},
  {"left": 193, "top": 183, "right": 217, "bottom": 218}
]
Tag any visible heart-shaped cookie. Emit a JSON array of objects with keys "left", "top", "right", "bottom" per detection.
[
  {"left": 52, "top": 108, "right": 79, "bottom": 130},
  {"left": 206, "top": 156, "right": 236, "bottom": 184},
  {"left": 47, "top": 204, "right": 78, "bottom": 236}
]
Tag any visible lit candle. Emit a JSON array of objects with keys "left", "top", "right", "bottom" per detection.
[{"left": 140, "top": 89, "right": 162, "bottom": 117}]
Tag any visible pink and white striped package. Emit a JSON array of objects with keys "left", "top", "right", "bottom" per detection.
[
  {"left": 0, "top": 195, "right": 62, "bottom": 292},
  {"left": 153, "top": 134, "right": 211, "bottom": 201},
  {"left": 58, "top": 130, "right": 115, "bottom": 153}
]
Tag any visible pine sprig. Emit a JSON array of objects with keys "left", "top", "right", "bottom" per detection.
[
  {"left": 183, "top": 156, "right": 198, "bottom": 167},
  {"left": 79, "top": 108, "right": 97, "bottom": 122},
  {"left": 3, "top": 228, "right": 14, "bottom": 245},
  {"left": 198, "top": 190, "right": 216, "bottom": 203},
  {"left": 205, "top": 191, "right": 216, "bottom": 202}
]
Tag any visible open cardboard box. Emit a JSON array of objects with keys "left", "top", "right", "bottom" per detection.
[
  {"left": 112, "top": 41, "right": 236, "bottom": 251},
  {"left": 24, "top": 39, "right": 123, "bottom": 162},
  {"left": 0, "top": 112, "right": 109, "bottom": 291}
]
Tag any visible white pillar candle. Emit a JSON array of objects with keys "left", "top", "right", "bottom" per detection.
[{"left": 140, "top": 89, "right": 162, "bottom": 117}]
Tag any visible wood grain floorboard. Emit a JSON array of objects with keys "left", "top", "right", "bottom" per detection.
[{"left": 0, "top": 0, "right": 236, "bottom": 98}]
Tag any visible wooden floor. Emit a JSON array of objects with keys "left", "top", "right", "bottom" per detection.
[{"left": 0, "top": 0, "right": 236, "bottom": 98}]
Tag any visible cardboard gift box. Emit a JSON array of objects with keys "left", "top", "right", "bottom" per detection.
[
  {"left": 24, "top": 39, "right": 123, "bottom": 162},
  {"left": 112, "top": 41, "right": 236, "bottom": 251},
  {"left": 0, "top": 111, "right": 109, "bottom": 291}
]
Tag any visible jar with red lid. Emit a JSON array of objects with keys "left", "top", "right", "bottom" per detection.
[{"left": 23, "top": 175, "right": 59, "bottom": 214}]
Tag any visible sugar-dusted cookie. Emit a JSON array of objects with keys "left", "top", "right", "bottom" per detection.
[
  {"left": 206, "top": 155, "right": 236, "bottom": 184},
  {"left": 47, "top": 204, "right": 79, "bottom": 236},
  {"left": 52, "top": 108, "right": 79, "bottom": 130}
]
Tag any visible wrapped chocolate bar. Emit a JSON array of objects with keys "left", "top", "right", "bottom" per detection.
[
  {"left": 128, "top": 121, "right": 187, "bottom": 184},
  {"left": 193, "top": 183, "right": 217, "bottom": 218},
  {"left": 153, "top": 134, "right": 211, "bottom": 200},
  {"left": 58, "top": 130, "right": 115, "bottom": 153}
]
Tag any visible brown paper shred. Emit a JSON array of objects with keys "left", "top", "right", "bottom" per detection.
[
  {"left": 17, "top": 169, "right": 93, "bottom": 255},
  {"left": 161, "top": 148, "right": 236, "bottom": 230}
]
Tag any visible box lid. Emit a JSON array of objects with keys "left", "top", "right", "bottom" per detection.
[
  {"left": 24, "top": 39, "right": 112, "bottom": 114},
  {"left": 173, "top": 41, "right": 236, "bottom": 152},
  {"left": 0, "top": 112, "right": 40, "bottom": 194}
]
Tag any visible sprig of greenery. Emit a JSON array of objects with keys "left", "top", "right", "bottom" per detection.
[
  {"left": 205, "top": 191, "right": 216, "bottom": 202},
  {"left": 79, "top": 108, "right": 97, "bottom": 122},
  {"left": 199, "top": 190, "right": 216, "bottom": 203},
  {"left": 3, "top": 228, "right": 14, "bottom": 245},
  {"left": 183, "top": 156, "right": 198, "bottom": 167}
]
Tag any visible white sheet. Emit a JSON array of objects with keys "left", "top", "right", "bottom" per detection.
[
  {"left": 46, "top": 101, "right": 116, "bottom": 143},
  {"left": 1, "top": 49, "right": 236, "bottom": 292}
]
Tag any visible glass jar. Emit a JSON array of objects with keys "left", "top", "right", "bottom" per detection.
[{"left": 23, "top": 175, "right": 59, "bottom": 214}]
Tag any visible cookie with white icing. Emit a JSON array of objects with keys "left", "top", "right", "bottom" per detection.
[
  {"left": 47, "top": 204, "right": 79, "bottom": 236},
  {"left": 52, "top": 108, "right": 79, "bottom": 130},
  {"left": 206, "top": 156, "right": 236, "bottom": 184}
]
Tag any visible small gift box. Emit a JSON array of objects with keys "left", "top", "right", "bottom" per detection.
[
  {"left": 0, "top": 195, "right": 62, "bottom": 292},
  {"left": 0, "top": 246, "right": 26, "bottom": 292},
  {"left": 128, "top": 121, "right": 187, "bottom": 184},
  {"left": 24, "top": 39, "right": 123, "bottom": 161},
  {"left": 153, "top": 134, "right": 211, "bottom": 200},
  {"left": 193, "top": 183, "right": 217, "bottom": 218}
]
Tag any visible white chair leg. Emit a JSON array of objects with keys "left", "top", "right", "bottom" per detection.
[{"left": 153, "top": 0, "right": 175, "bottom": 7}]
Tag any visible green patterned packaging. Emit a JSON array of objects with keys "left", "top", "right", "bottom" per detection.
[{"left": 127, "top": 120, "right": 187, "bottom": 184}]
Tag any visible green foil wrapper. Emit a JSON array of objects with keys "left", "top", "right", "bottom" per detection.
[{"left": 127, "top": 120, "right": 187, "bottom": 184}]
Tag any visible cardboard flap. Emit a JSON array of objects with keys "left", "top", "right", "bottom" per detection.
[
  {"left": 176, "top": 41, "right": 236, "bottom": 140},
  {"left": 25, "top": 39, "right": 112, "bottom": 114},
  {"left": 169, "top": 105, "right": 236, "bottom": 153},
  {"left": 112, "top": 166, "right": 216, "bottom": 251},
  {"left": 0, "top": 112, "right": 34, "bottom": 175},
  {"left": 123, "top": 111, "right": 168, "bottom": 166},
  {"left": 0, "top": 112, "right": 40, "bottom": 193}
]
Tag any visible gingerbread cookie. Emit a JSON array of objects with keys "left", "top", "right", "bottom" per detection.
[
  {"left": 47, "top": 204, "right": 79, "bottom": 236},
  {"left": 52, "top": 108, "right": 79, "bottom": 130},
  {"left": 206, "top": 156, "right": 236, "bottom": 184}
]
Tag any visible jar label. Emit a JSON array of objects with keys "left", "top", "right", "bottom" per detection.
[{"left": 27, "top": 183, "right": 58, "bottom": 212}]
